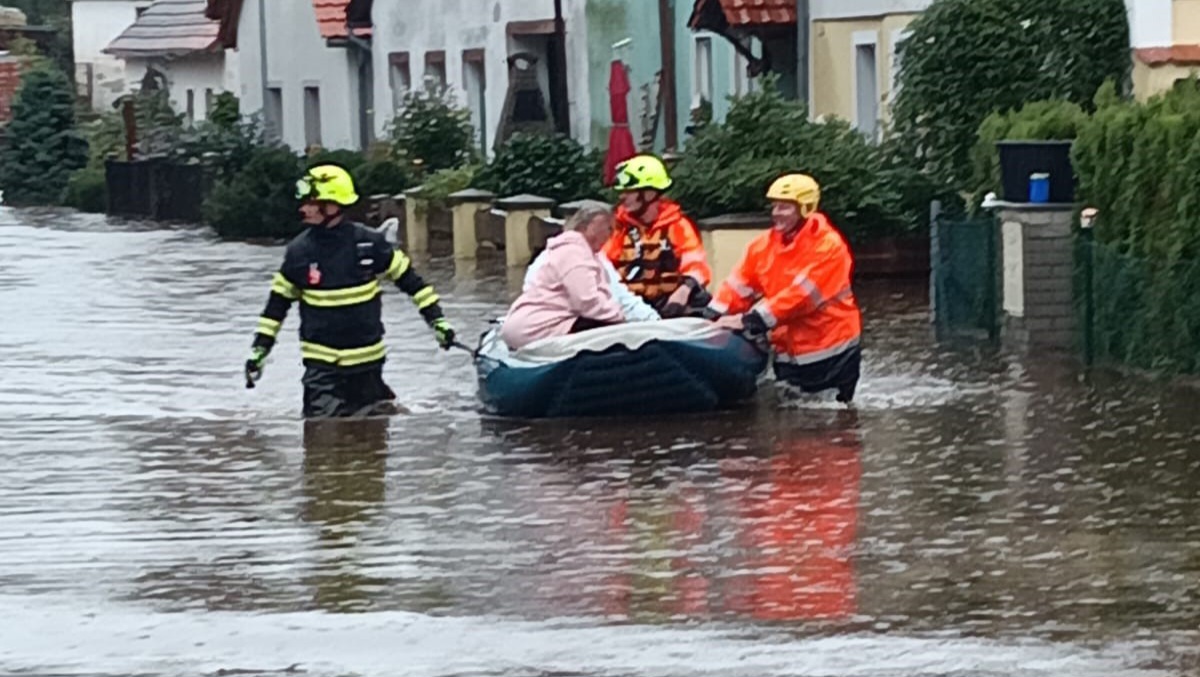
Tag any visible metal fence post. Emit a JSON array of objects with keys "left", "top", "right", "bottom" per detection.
[
  {"left": 929, "top": 200, "right": 942, "bottom": 329},
  {"left": 1080, "top": 208, "right": 1098, "bottom": 367}
]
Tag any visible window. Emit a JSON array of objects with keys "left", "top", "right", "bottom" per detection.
[
  {"left": 389, "top": 52, "right": 411, "bottom": 112},
  {"left": 732, "top": 38, "right": 759, "bottom": 97},
  {"left": 265, "top": 86, "right": 283, "bottom": 141},
  {"left": 853, "top": 32, "right": 879, "bottom": 142},
  {"left": 205, "top": 88, "right": 215, "bottom": 117},
  {"left": 463, "top": 49, "right": 487, "bottom": 154},
  {"left": 425, "top": 51, "right": 447, "bottom": 90},
  {"left": 304, "top": 86, "right": 322, "bottom": 148},
  {"left": 186, "top": 89, "right": 195, "bottom": 125},
  {"left": 693, "top": 36, "right": 713, "bottom": 108}
]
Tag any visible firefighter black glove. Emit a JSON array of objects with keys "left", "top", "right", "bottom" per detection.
[
  {"left": 245, "top": 346, "right": 269, "bottom": 387},
  {"left": 433, "top": 318, "right": 456, "bottom": 350}
]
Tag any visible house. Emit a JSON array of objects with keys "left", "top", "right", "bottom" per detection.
[
  {"left": 70, "top": 0, "right": 154, "bottom": 111},
  {"left": 1127, "top": 0, "right": 1200, "bottom": 97},
  {"left": 807, "top": 0, "right": 932, "bottom": 140},
  {"left": 219, "top": 0, "right": 371, "bottom": 150},
  {"left": 103, "top": 0, "right": 236, "bottom": 125},
  {"left": 369, "top": 0, "right": 590, "bottom": 156}
]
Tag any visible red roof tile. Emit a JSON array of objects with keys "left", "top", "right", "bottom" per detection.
[
  {"left": 689, "top": 0, "right": 796, "bottom": 29},
  {"left": 1135, "top": 45, "right": 1200, "bottom": 66},
  {"left": 314, "top": 0, "right": 371, "bottom": 40}
]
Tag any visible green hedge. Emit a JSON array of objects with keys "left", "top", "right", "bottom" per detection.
[
  {"left": 892, "top": 0, "right": 1129, "bottom": 189},
  {"left": 1072, "top": 79, "right": 1200, "bottom": 374},
  {"left": 472, "top": 133, "right": 604, "bottom": 205}
]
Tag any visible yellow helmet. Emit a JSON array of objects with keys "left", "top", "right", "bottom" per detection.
[
  {"left": 296, "top": 164, "right": 360, "bottom": 206},
  {"left": 767, "top": 173, "right": 820, "bottom": 216},
  {"left": 614, "top": 154, "right": 672, "bottom": 192}
]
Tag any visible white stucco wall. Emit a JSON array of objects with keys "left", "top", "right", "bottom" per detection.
[
  {"left": 125, "top": 53, "right": 237, "bottom": 124},
  {"left": 1125, "top": 0, "right": 1173, "bottom": 47},
  {"left": 369, "top": 0, "right": 590, "bottom": 155},
  {"left": 809, "top": 0, "right": 933, "bottom": 19},
  {"left": 71, "top": 0, "right": 153, "bottom": 110},
  {"left": 236, "top": 0, "right": 361, "bottom": 150}
]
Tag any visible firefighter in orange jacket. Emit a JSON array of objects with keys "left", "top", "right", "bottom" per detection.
[
  {"left": 706, "top": 174, "right": 862, "bottom": 403},
  {"left": 603, "top": 155, "right": 713, "bottom": 318}
]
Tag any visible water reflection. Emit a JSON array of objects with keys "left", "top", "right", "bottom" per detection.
[{"left": 301, "top": 418, "right": 390, "bottom": 613}]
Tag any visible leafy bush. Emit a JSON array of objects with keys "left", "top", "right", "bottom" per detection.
[
  {"left": 472, "top": 133, "right": 603, "bottom": 203},
  {"left": 208, "top": 92, "right": 241, "bottom": 129},
  {"left": 0, "top": 64, "right": 87, "bottom": 205},
  {"left": 415, "top": 164, "right": 479, "bottom": 216},
  {"left": 172, "top": 115, "right": 268, "bottom": 183},
  {"left": 357, "top": 158, "right": 411, "bottom": 196},
  {"left": 891, "top": 0, "right": 1129, "bottom": 188},
  {"left": 64, "top": 167, "right": 106, "bottom": 213},
  {"left": 306, "top": 147, "right": 367, "bottom": 172},
  {"left": 203, "top": 144, "right": 304, "bottom": 240},
  {"left": 389, "top": 82, "right": 477, "bottom": 176},
  {"left": 671, "top": 76, "right": 911, "bottom": 243},
  {"left": 969, "top": 99, "right": 1088, "bottom": 204}
]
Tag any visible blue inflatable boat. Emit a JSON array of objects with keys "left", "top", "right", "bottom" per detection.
[{"left": 474, "top": 318, "right": 769, "bottom": 418}]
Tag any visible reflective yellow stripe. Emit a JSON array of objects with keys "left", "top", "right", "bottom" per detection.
[
  {"left": 301, "top": 281, "right": 380, "bottom": 307},
  {"left": 412, "top": 286, "right": 440, "bottom": 310},
  {"left": 257, "top": 317, "right": 282, "bottom": 337},
  {"left": 271, "top": 273, "right": 299, "bottom": 300},
  {"left": 300, "top": 341, "right": 387, "bottom": 366},
  {"left": 385, "top": 250, "right": 411, "bottom": 280}
]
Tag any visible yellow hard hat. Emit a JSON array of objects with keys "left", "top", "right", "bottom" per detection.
[
  {"left": 767, "top": 173, "right": 820, "bottom": 215},
  {"left": 614, "top": 154, "right": 672, "bottom": 192},
  {"left": 296, "top": 164, "right": 360, "bottom": 206}
]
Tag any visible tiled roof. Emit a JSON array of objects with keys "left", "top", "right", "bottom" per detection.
[
  {"left": 1135, "top": 45, "right": 1200, "bottom": 66},
  {"left": 689, "top": 0, "right": 797, "bottom": 30},
  {"left": 103, "top": 0, "right": 220, "bottom": 58},
  {"left": 313, "top": 0, "right": 372, "bottom": 40}
]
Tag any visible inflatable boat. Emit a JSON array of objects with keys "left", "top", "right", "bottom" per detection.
[{"left": 473, "top": 318, "right": 769, "bottom": 418}]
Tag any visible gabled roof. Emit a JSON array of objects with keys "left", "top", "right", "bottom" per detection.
[
  {"left": 313, "top": 0, "right": 372, "bottom": 40},
  {"left": 689, "top": 0, "right": 797, "bottom": 31},
  {"left": 104, "top": 0, "right": 220, "bottom": 58}
]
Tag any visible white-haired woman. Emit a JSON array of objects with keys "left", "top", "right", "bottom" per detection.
[{"left": 501, "top": 201, "right": 627, "bottom": 351}]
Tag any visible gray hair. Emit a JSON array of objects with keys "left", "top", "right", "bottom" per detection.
[{"left": 565, "top": 200, "right": 613, "bottom": 231}]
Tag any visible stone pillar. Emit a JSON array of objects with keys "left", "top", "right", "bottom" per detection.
[
  {"left": 446, "top": 188, "right": 495, "bottom": 260},
  {"left": 995, "top": 203, "right": 1077, "bottom": 351},
  {"left": 496, "top": 194, "right": 556, "bottom": 267},
  {"left": 403, "top": 186, "right": 427, "bottom": 255},
  {"left": 695, "top": 213, "right": 772, "bottom": 291}
]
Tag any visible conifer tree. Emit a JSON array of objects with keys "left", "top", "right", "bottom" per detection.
[{"left": 0, "top": 64, "right": 87, "bottom": 205}]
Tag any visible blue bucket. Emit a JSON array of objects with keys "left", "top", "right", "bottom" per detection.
[{"left": 1029, "top": 173, "right": 1050, "bottom": 204}]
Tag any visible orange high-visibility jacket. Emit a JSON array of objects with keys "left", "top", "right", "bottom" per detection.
[
  {"left": 603, "top": 199, "right": 712, "bottom": 307},
  {"left": 712, "top": 212, "right": 861, "bottom": 365}
]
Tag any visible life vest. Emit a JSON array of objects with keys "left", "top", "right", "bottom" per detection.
[
  {"left": 603, "top": 199, "right": 711, "bottom": 308},
  {"left": 711, "top": 212, "right": 862, "bottom": 365}
]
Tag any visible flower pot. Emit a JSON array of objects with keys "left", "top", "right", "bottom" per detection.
[{"left": 997, "top": 140, "right": 1075, "bottom": 204}]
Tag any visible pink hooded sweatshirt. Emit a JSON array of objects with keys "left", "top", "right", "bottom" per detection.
[{"left": 501, "top": 230, "right": 626, "bottom": 350}]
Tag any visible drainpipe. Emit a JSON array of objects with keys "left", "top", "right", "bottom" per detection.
[
  {"left": 796, "top": 0, "right": 809, "bottom": 106},
  {"left": 553, "top": 0, "right": 571, "bottom": 137},
  {"left": 657, "top": 0, "right": 678, "bottom": 150},
  {"left": 258, "top": 0, "right": 268, "bottom": 123},
  {"left": 346, "top": 32, "right": 374, "bottom": 150}
]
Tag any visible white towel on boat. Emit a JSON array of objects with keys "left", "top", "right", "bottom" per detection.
[{"left": 481, "top": 318, "right": 731, "bottom": 367}]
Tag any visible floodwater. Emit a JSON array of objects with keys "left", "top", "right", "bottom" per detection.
[{"left": 1, "top": 208, "right": 1197, "bottom": 677}]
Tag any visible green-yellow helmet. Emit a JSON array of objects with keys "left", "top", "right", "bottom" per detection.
[
  {"left": 296, "top": 164, "right": 360, "bottom": 206},
  {"left": 613, "top": 154, "right": 672, "bottom": 192}
]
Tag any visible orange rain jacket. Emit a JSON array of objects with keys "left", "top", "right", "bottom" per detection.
[
  {"left": 603, "top": 199, "right": 712, "bottom": 308},
  {"left": 711, "top": 211, "right": 861, "bottom": 365}
]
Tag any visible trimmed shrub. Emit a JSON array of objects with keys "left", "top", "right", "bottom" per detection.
[{"left": 472, "top": 133, "right": 604, "bottom": 204}]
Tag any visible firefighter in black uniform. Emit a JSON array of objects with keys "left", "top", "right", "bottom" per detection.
[{"left": 244, "top": 163, "right": 457, "bottom": 418}]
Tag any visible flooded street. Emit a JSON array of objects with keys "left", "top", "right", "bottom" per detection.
[{"left": 1, "top": 208, "right": 1198, "bottom": 677}]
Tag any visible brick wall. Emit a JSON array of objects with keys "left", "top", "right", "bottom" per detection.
[
  {"left": 0, "top": 59, "right": 22, "bottom": 123},
  {"left": 997, "top": 207, "right": 1078, "bottom": 351}
]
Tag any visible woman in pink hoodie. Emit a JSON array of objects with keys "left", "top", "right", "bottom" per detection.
[{"left": 501, "top": 201, "right": 627, "bottom": 350}]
